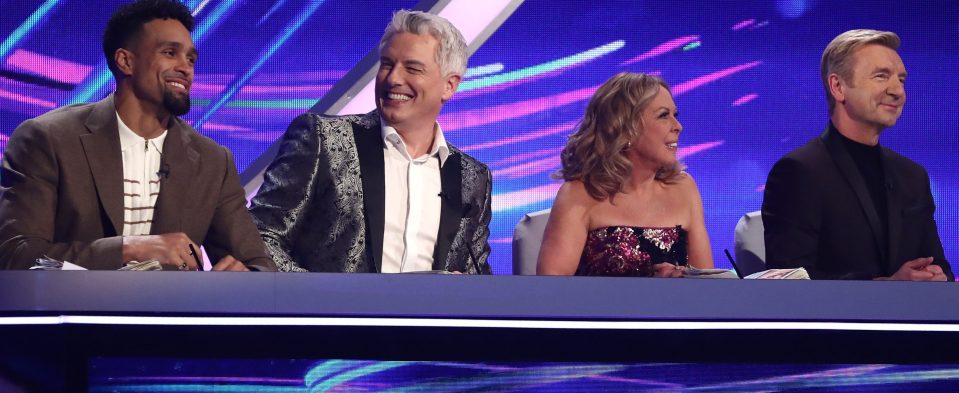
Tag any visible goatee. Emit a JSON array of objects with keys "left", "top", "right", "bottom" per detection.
[{"left": 163, "top": 91, "right": 191, "bottom": 116}]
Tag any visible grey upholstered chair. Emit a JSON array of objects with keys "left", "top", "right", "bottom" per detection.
[
  {"left": 733, "top": 210, "right": 767, "bottom": 276},
  {"left": 512, "top": 208, "right": 551, "bottom": 275}
]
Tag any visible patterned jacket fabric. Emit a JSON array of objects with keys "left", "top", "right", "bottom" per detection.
[{"left": 249, "top": 110, "right": 493, "bottom": 274}]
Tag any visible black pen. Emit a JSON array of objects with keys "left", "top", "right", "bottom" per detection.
[
  {"left": 189, "top": 244, "right": 204, "bottom": 271},
  {"left": 723, "top": 249, "right": 744, "bottom": 279}
]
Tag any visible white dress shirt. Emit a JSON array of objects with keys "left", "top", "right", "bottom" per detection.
[
  {"left": 380, "top": 121, "right": 450, "bottom": 273},
  {"left": 117, "top": 113, "right": 166, "bottom": 236}
]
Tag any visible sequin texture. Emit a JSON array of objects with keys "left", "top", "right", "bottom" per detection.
[{"left": 576, "top": 226, "right": 688, "bottom": 277}]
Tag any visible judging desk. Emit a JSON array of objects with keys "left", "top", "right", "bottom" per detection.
[{"left": 1, "top": 271, "right": 958, "bottom": 365}]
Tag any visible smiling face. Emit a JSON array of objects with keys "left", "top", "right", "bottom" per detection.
[
  {"left": 835, "top": 44, "right": 906, "bottom": 133},
  {"left": 375, "top": 32, "right": 459, "bottom": 135},
  {"left": 629, "top": 87, "right": 682, "bottom": 168},
  {"left": 120, "top": 18, "right": 196, "bottom": 117}
]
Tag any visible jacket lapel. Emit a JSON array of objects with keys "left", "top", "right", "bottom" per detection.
[
  {"left": 354, "top": 117, "right": 386, "bottom": 272},
  {"left": 432, "top": 152, "right": 462, "bottom": 270},
  {"left": 150, "top": 118, "right": 199, "bottom": 235},
  {"left": 79, "top": 95, "right": 124, "bottom": 236},
  {"left": 820, "top": 125, "right": 887, "bottom": 264},
  {"left": 881, "top": 148, "right": 903, "bottom": 272}
]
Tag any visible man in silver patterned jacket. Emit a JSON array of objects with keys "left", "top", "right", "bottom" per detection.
[{"left": 249, "top": 10, "right": 492, "bottom": 274}]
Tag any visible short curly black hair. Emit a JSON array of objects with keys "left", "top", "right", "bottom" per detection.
[{"left": 102, "top": 0, "right": 194, "bottom": 76}]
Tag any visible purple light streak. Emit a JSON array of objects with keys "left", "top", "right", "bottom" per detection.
[
  {"left": 621, "top": 35, "right": 700, "bottom": 65},
  {"left": 0, "top": 87, "right": 56, "bottom": 108},
  {"left": 200, "top": 121, "right": 253, "bottom": 132},
  {"left": 678, "top": 140, "right": 724, "bottom": 158},
  {"left": 491, "top": 146, "right": 564, "bottom": 168},
  {"left": 732, "top": 19, "right": 756, "bottom": 31},
  {"left": 217, "top": 131, "right": 284, "bottom": 142},
  {"left": 453, "top": 69, "right": 567, "bottom": 100},
  {"left": 4, "top": 49, "right": 90, "bottom": 84},
  {"left": 492, "top": 183, "right": 561, "bottom": 212},
  {"left": 672, "top": 61, "right": 763, "bottom": 95},
  {"left": 441, "top": 87, "right": 597, "bottom": 131},
  {"left": 91, "top": 376, "right": 301, "bottom": 384},
  {"left": 191, "top": 82, "right": 332, "bottom": 97},
  {"left": 493, "top": 155, "right": 559, "bottom": 180},
  {"left": 461, "top": 120, "right": 579, "bottom": 152},
  {"left": 732, "top": 93, "right": 759, "bottom": 106}
]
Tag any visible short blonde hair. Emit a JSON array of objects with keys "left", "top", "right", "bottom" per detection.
[
  {"left": 821, "top": 29, "right": 900, "bottom": 113},
  {"left": 558, "top": 72, "right": 685, "bottom": 201}
]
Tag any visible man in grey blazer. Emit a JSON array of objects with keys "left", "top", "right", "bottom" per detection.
[
  {"left": 250, "top": 10, "right": 493, "bottom": 274},
  {"left": 0, "top": 0, "right": 274, "bottom": 272}
]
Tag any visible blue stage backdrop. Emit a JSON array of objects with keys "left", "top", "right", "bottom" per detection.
[
  {"left": 87, "top": 358, "right": 959, "bottom": 391},
  {"left": 1, "top": 0, "right": 956, "bottom": 274}
]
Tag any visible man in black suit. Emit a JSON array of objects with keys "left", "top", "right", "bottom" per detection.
[
  {"left": 762, "top": 29, "right": 952, "bottom": 281},
  {"left": 249, "top": 10, "right": 492, "bottom": 274}
]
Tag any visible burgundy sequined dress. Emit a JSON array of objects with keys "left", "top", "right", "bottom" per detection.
[{"left": 575, "top": 226, "right": 688, "bottom": 277}]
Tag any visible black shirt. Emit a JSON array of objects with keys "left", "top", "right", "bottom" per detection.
[{"left": 835, "top": 124, "right": 889, "bottom": 249}]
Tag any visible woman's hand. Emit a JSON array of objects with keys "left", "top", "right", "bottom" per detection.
[{"left": 653, "top": 262, "right": 685, "bottom": 278}]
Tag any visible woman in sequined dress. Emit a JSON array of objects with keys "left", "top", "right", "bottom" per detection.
[{"left": 536, "top": 72, "right": 714, "bottom": 277}]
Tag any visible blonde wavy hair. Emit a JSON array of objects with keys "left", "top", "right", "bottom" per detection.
[{"left": 558, "top": 72, "right": 685, "bottom": 200}]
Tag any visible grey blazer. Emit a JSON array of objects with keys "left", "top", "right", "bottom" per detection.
[
  {"left": 249, "top": 110, "right": 493, "bottom": 273},
  {"left": 0, "top": 95, "right": 275, "bottom": 271}
]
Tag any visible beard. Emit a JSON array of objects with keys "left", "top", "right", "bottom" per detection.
[{"left": 163, "top": 90, "right": 191, "bottom": 116}]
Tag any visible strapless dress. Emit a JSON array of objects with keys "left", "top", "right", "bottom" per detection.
[{"left": 575, "top": 225, "right": 688, "bottom": 277}]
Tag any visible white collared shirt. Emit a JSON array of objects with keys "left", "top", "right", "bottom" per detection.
[
  {"left": 380, "top": 121, "right": 450, "bottom": 273},
  {"left": 116, "top": 113, "right": 167, "bottom": 236}
]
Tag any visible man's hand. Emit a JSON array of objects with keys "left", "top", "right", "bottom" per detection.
[
  {"left": 882, "top": 257, "right": 946, "bottom": 281},
  {"left": 921, "top": 262, "right": 949, "bottom": 282},
  {"left": 212, "top": 255, "right": 250, "bottom": 272},
  {"left": 653, "top": 263, "right": 685, "bottom": 278},
  {"left": 122, "top": 233, "right": 199, "bottom": 270}
]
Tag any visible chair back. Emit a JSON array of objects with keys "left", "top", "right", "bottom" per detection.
[{"left": 512, "top": 209, "right": 552, "bottom": 275}]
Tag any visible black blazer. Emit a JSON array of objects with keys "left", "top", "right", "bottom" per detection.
[
  {"left": 249, "top": 111, "right": 493, "bottom": 273},
  {"left": 762, "top": 124, "right": 952, "bottom": 280}
]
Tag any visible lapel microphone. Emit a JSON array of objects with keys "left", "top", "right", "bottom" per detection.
[
  {"left": 150, "top": 140, "right": 169, "bottom": 179},
  {"left": 157, "top": 163, "right": 171, "bottom": 179},
  {"left": 461, "top": 202, "right": 485, "bottom": 274}
]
